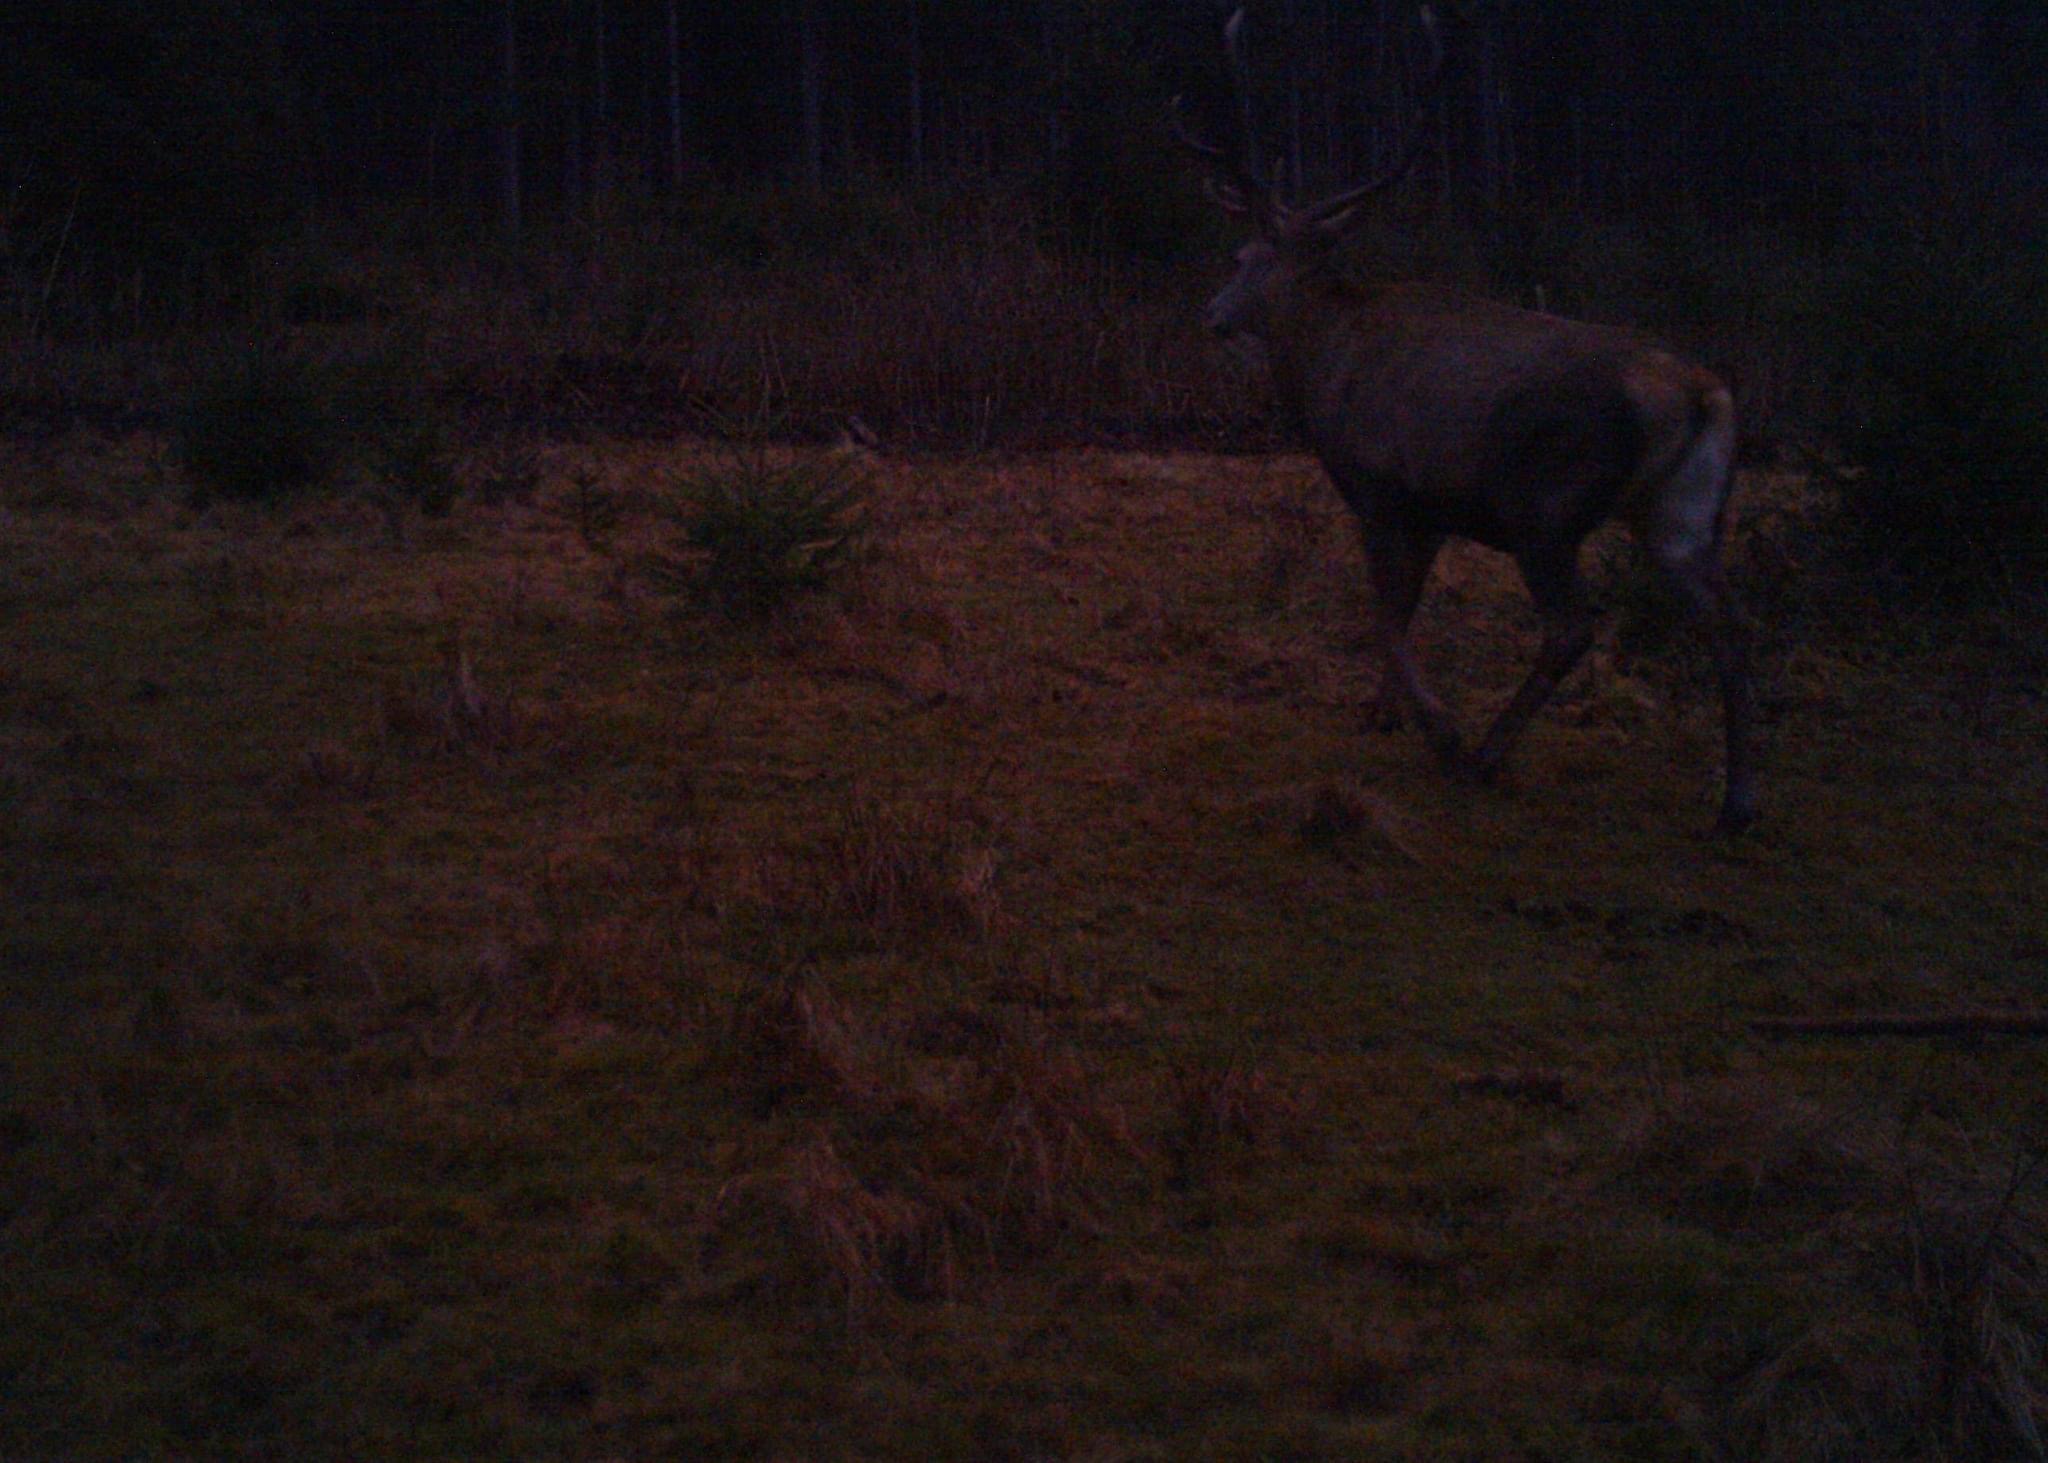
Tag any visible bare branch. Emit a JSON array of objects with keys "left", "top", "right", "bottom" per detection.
[{"left": 1752, "top": 1012, "right": 2048, "bottom": 1040}]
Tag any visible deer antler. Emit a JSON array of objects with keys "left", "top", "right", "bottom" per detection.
[
  {"left": 1293, "top": 6, "right": 1446, "bottom": 234},
  {"left": 1169, "top": 93, "right": 1281, "bottom": 226}
]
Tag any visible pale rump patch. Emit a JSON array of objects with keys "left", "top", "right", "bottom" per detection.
[{"left": 1647, "top": 386, "right": 1735, "bottom": 565}]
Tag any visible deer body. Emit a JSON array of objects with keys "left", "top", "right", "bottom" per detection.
[
  {"left": 1180, "top": 12, "right": 1756, "bottom": 832},
  {"left": 1269, "top": 282, "right": 1728, "bottom": 558}
]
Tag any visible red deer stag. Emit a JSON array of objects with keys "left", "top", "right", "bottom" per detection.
[{"left": 1178, "top": 8, "right": 1757, "bottom": 833}]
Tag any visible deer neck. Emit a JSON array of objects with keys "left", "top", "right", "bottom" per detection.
[{"left": 1263, "top": 275, "right": 1383, "bottom": 423}]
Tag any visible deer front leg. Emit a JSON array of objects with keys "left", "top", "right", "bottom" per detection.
[
  {"left": 1470, "top": 544, "right": 1596, "bottom": 782},
  {"left": 1359, "top": 526, "right": 1458, "bottom": 761}
]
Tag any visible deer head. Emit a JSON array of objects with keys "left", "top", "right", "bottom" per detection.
[{"left": 1174, "top": 6, "right": 1445, "bottom": 342}]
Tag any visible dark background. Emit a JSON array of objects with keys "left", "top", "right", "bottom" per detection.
[
  {"left": 4, "top": 3, "right": 2045, "bottom": 592},
  {"left": 7, "top": 1, "right": 2044, "bottom": 266}
]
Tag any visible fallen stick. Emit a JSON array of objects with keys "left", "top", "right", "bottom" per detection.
[{"left": 1751, "top": 1012, "right": 2048, "bottom": 1039}]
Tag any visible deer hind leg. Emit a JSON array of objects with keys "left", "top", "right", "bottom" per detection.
[
  {"left": 1651, "top": 541, "right": 1757, "bottom": 834},
  {"left": 1360, "top": 526, "right": 1459, "bottom": 761},
  {"left": 1470, "top": 543, "right": 1597, "bottom": 782}
]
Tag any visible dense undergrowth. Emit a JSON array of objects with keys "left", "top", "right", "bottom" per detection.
[{"left": 9, "top": 188, "right": 2043, "bottom": 606}]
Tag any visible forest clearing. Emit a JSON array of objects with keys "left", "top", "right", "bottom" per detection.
[
  {"left": 8, "top": 0, "right": 2048, "bottom": 1455},
  {"left": 3, "top": 432, "right": 2044, "bottom": 1458}
]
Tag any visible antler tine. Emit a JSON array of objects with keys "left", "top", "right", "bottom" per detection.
[
  {"left": 1170, "top": 91, "right": 1278, "bottom": 222},
  {"left": 1223, "top": 8, "right": 1273, "bottom": 193},
  {"left": 1173, "top": 7, "right": 1300, "bottom": 226},
  {"left": 1168, "top": 93, "right": 1232, "bottom": 167}
]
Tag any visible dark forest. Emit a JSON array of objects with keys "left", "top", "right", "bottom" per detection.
[{"left": 9, "top": 1, "right": 2048, "bottom": 246}]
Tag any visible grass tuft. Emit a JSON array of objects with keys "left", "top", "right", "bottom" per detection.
[
  {"left": 958, "top": 1030, "right": 1139, "bottom": 1247},
  {"left": 729, "top": 970, "right": 893, "bottom": 1112},
  {"left": 379, "top": 640, "right": 530, "bottom": 758},
  {"left": 805, "top": 785, "right": 1002, "bottom": 940},
  {"left": 781, "top": 1135, "right": 929, "bottom": 1311},
  {"left": 1605, "top": 1078, "right": 2048, "bottom": 1460}
]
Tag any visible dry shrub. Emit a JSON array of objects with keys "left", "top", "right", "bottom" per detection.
[
  {"left": 172, "top": 347, "right": 345, "bottom": 505},
  {"left": 806, "top": 786, "right": 1001, "bottom": 939},
  {"left": 1608, "top": 1076, "right": 2048, "bottom": 1461},
  {"left": 674, "top": 233, "right": 1240, "bottom": 450}
]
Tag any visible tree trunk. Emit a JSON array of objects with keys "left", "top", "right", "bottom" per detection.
[
  {"left": 666, "top": 0, "right": 686, "bottom": 192},
  {"left": 499, "top": 0, "right": 522, "bottom": 238},
  {"left": 591, "top": 0, "right": 609, "bottom": 198},
  {"left": 1043, "top": 4, "right": 1065, "bottom": 172},
  {"left": 799, "top": 0, "right": 825, "bottom": 194},
  {"left": 1283, "top": 0, "right": 1303, "bottom": 197},
  {"left": 907, "top": 0, "right": 925, "bottom": 181},
  {"left": 1475, "top": 11, "right": 1503, "bottom": 206}
]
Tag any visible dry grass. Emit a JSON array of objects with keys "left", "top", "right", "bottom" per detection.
[
  {"left": 1165, "top": 1056, "right": 1310, "bottom": 1188},
  {"left": 716, "top": 1134, "right": 943, "bottom": 1316},
  {"left": 718, "top": 970, "right": 1143, "bottom": 1310},
  {"left": 378, "top": 637, "right": 535, "bottom": 759},
  {"left": 1576, "top": 1075, "right": 2048, "bottom": 1461},
  {"left": 730, "top": 971, "right": 896, "bottom": 1112},
  {"left": 3, "top": 432, "right": 2046, "bottom": 1458},
  {"left": 805, "top": 785, "right": 1004, "bottom": 940}
]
